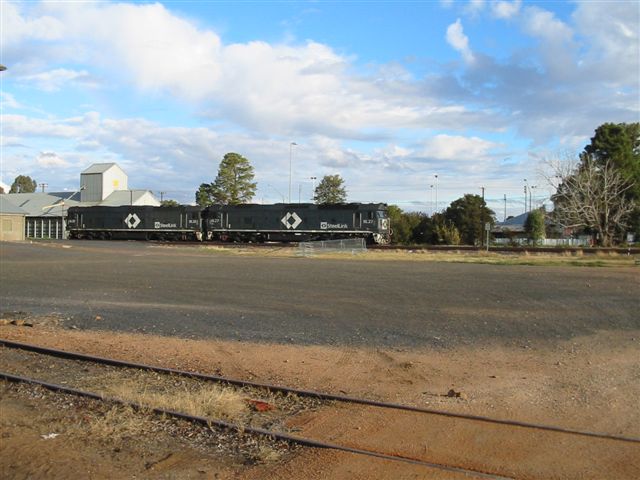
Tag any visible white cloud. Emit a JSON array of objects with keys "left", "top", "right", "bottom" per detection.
[
  {"left": 37, "top": 151, "right": 69, "bottom": 168},
  {"left": 522, "top": 6, "right": 573, "bottom": 44},
  {"left": 572, "top": 1, "right": 639, "bottom": 86},
  {"left": 0, "top": 2, "right": 64, "bottom": 45},
  {"left": 520, "top": 4, "right": 576, "bottom": 81},
  {"left": 2, "top": 114, "right": 83, "bottom": 138},
  {"left": 1, "top": 92, "right": 22, "bottom": 109},
  {"left": 3, "top": 2, "right": 493, "bottom": 139},
  {"left": 421, "top": 134, "right": 498, "bottom": 161},
  {"left": 491, "top": 0, "right": 521, "bottom": 19},
  {"left": 446, "top": 19, "right": 475, "bottom": 64},
  {"left": 0, "top": 135, "right": 25, "bottom": 148},
  {"left": 464, "top": 0, "right": 486, "bottom": 16},
  {"left": 21, "top": 68, "right": 98, "bottom": 92}
]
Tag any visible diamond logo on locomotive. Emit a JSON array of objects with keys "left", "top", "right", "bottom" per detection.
[
  {"left": 124, "top": 213, "right": 141, "bottom": 229},
  {"left": 281, "top": 212, "right": 302, "bottom": 230}
]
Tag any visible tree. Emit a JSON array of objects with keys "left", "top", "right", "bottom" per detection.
[
  {"left": 196, "top": 153, "right": 257, "bottom": 206},
  {"left": 313, "top": 174, "right": 347, "bottom": 204},
  {"left": 420, "top": 213, "right": 461, "bottom": 245},
  {"left": 444, "top": 194, "right": 495, "bottom": 245},
  {"left": 10, "top": 175, "right": 37, "bottom": 193},
  {"left": 583, "top": 123, "right": 640, "bottom": 189},
  {"left": 582, "top": 122, "right": 640, "bottom": 236},
  {"left": 434, "top": 219, "right": 461, "bottom": 245},
  {"left": 412, "top": 215, "right": 435, "bottom": 244},
  {"left": 524, "top": 208, "right": 546, "bottom": 245},
  {"left": 549, "top": 154, "right": 635, "bottom": 246},
  {"left": 0, "top": 186, "right": 4, "bottom": 194},
  {"left": 160, "top": 199, "right": 180, "bottom": 207},
  {"left": 387, "top": 205, "right": 425, "bottom": 244}
]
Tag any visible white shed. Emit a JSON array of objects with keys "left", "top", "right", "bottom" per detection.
[{"left": 80, "top": 163, "right": 128, "bottom": 202}]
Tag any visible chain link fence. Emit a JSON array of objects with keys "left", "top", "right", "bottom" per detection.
[{"left": 298, "top": 238, "right": 367, "bottom": 257}]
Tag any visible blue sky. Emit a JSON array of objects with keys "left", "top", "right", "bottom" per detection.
[{"left": 1, "top": 0, "right": 638, "bottom": 217}]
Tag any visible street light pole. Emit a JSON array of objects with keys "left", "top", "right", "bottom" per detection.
[
  {"left": 289, "top": 142, "right": 297, "bottom": 203},
  {"left": 529, "top": 186, "right": 537, "bottom": 212},
  {"left": 480, "top": 186, "right": 485, "bottom": 247},
  {"left": 503, "top": 194, "right": 507, "bottom": 222},
  {"left": 523, "top": 179, "right": 528, "bottom": 214},
  {"left": 434, "top": 174, "right": 439, "bottom": 213},
  {"left": 310, "top": 176, "right": 317, "bottom": 201},
  {"left": 429, "top": 185, "right": 434, "bottom": 216}
]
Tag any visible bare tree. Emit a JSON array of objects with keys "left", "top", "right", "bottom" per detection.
[{"left": 544, "top": 154, "right": 636, "bottom": 246}]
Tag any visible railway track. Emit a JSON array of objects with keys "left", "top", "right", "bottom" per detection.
[
  {"left": 158, "top": 240, "right": 640, "bottom": 256},
  {"left": 2, "top": 339, "right": 639, "bottom": 479}
]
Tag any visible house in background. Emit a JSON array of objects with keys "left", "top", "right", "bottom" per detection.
[
  {"left": 492, "top": 211, "right": 591, "bottom": 246},
  {"left": 491, "top": 212, "right": 529, "bottom": 244},
  {"left": 1, "top": 162, "right": 160, "bottom": 240}
]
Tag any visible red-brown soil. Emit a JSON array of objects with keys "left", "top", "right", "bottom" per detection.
[{"left": 1, "top": 322, "right": 639, "bottom": 479}]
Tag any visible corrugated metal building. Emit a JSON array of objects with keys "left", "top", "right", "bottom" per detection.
[
  {"left": 0, "top": 196, "right": 27, "bottom": 241},
  {"left": 2, "top": 163, "right": 160, "bottom": 239},
  {"left": 7, "top": 191, "right": 81, "bottom": 239}
]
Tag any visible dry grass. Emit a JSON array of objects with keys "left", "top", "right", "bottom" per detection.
[
  {"left": 102, "top": 379, "right": 249, "bottom": 422},
  {"left": 84, "top": 405, "right": 148, "bottom": 441},
  {"left": 350, "top": 250, "right": 637, "bottom": 267},
  {"left": 196, "top": 244, "right": 638, "bottom": 266},
  {"left": 253, "top": 444, "right": 284, "bottom": 463}
]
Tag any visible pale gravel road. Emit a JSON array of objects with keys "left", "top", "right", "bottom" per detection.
[{"left": 1, "top": 241, "right": 638, "bottom": 347}]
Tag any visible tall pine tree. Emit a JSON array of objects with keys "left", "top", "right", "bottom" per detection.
[
  {"left": 313, "top": 174, "right": 347, "bottom": 204},
  {"left": 196, "top": 153, "right": 257, "bottom": 205}
]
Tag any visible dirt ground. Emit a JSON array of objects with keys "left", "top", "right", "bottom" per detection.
[{"left": 1, "top": 321, "right": 639, "bottom": 479}]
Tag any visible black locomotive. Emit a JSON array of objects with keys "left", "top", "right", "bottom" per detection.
[
  {"left": 66, "top": 205, "right": 203, "bottom": 241},
  {"left": 66, "top": 203, "right": 390, "bottom": 244}
]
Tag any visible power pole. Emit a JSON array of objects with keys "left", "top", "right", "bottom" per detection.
[{"left": 39, "top": 183, "right": 48, "bottom": 193}]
